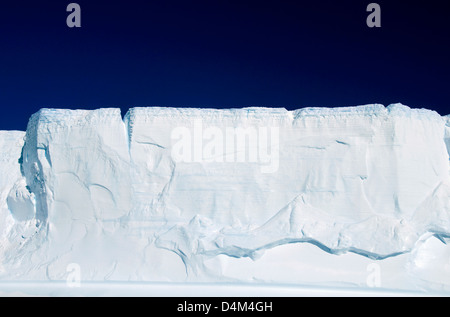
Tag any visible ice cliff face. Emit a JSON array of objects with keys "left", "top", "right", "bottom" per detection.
[{"left": 1, "top": 104, "right": 450, "bottom": 291}]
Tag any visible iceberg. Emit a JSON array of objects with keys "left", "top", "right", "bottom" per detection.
[{"left": 0, "top": 103, "right": 450, "bottom": 295}]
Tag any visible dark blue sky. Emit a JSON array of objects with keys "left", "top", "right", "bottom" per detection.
[{"left": 1, "top": 0, "right": 449, "bottom": 131}]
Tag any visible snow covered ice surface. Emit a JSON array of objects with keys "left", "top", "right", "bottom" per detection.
[{"left": 1, "top": 103, "right": 450, "bottom": 296}]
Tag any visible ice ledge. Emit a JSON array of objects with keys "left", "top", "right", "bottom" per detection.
[{"left": 0, "top": 281, "right": 444, "bottom": 297}]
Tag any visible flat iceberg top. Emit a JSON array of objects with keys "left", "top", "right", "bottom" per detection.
[
  {"left": 124, "top": 103, "right": 444, "bottom": 120},
  {"left": 294, "top": 103, "right": 444, "bottom": 119},
  {"left": 126, "top": 106, "right": 290, "bottom": 118},
  {"left": 11, "top": 104, "right": 444, "bottom": 133},
  {"left": 0, "top": 130, "right": 26, "bottom": 137},
  {"left": 26, "top": 108, "right": 123, "bottom": 132},
  {"left": 18, "top": 104, "right": 444, "bottom": 134}
]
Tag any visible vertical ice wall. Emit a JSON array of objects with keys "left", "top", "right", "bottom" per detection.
[
  {"left": 124, "top": 107, "right": 290, "bottom": 225},
  {"left": 0, "top": 103, "right": 449, "bottom": 285},
  {"left": 20, "top": 109, "right": 132, "bottom": 269}
]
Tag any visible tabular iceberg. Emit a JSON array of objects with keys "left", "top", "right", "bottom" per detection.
[{"left": 0, "top": 103, "right": 449, "bottom": 294}]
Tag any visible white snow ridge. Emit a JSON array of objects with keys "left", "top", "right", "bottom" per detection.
[{"left": 1, "top": 103, "right": 450, "bottom": 296}]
